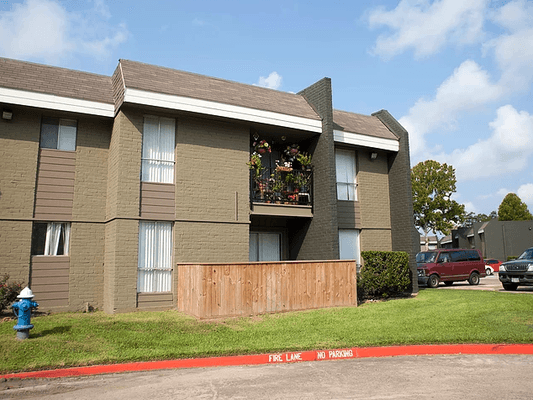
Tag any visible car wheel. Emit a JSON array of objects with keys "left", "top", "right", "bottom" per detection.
[
  {"left": 503, "top": 283, "right": 518, "bottom": 291},
  {"left": 485, "top": 268, "right": 492, "bottom": 276},
  {"left": 444, "top": 281, "right": 453, "bottom": 286},
  {"left": 427, "top": 274, "right": 439, "bottom": 288},
  {"left": 468, "top": 272, "right": 480, "bottom": 285}
]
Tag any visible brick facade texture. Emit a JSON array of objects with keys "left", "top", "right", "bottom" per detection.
[
  {"left": 0, "top": 220, "right": 32, "bottom": 283},
  {"left": 0, "top": 107, "right": 40, "bottom": 220},
  {"left": 298, "top": 78, "right": 340, "bottom": 260},
  {"left": 373, "top": 110, "right": 419, "bottom": 292},
  {"left": 175, "top": 116, "right": 250, "bottom": 224},
  {"left": 357, "top": 149, "right": 393, "bottom": 251}
]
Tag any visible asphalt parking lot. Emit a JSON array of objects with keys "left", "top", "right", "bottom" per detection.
[{"left": 428, "top": 273, "right": 533, "bottom": 292}]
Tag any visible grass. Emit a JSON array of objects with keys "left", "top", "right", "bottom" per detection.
[{"left": 1, "top": 289, "right": 532, "bottom": 373}]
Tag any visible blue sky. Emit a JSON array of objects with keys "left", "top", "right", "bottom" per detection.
[{"left": 1, "top": 0, "right": 532, "bottom": 216}]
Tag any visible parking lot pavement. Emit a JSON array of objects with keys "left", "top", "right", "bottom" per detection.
[{"left": 431, "top": 273, "right": 533, "bottom": 293}]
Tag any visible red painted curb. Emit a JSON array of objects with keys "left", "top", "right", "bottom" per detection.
[{"left": 2, "top": 344, "right": 533, "bottom": 380}]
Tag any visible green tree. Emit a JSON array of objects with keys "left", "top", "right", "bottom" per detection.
[
  {"left": 462, "top": 211, "right": 497, "bottom": 227},
  {"left": 498, "top": 193, "right": 533, "bottom": 221},
  {"left": 411, "top": 160, "right": 465, "bottom": 236}
]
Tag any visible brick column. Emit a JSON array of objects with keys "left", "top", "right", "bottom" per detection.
[
  {"left": 372, "top": 110, "right": 419, "bottom": 292},
  {"left": 297, "top": 78, "right": 339, "bottom": 260}
]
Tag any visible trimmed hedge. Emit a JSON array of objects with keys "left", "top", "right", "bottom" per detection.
[
  {"left": 358, "top": 251, "right": 410, "bottom": 300},
  {"left": 0, "top": 274, "right": 24, "bottom": 313}
]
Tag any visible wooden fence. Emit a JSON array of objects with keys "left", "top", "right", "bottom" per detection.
[{"left": 177, "top": 260, "right": 357, "bottom": 318}]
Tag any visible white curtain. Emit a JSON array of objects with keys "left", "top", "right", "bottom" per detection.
[
  {"left": 138, "top": 221, "right": 173, "bottom": 293},
  {"left": 335, "top": 149, "right": 357, "bottom": 201},
  {"left": 142, "top": 116, "right": 175, "bottom": 183},
  {"left": 58, "top": 119, "right": 77, "bottom": 151},
  {"left": 249, "top": 232, "right": 281, "bottom": 262},
  {"left": 339, "top": 229, "right": 361, "bottom": 265},
  {"left": 44, "top": 223, "right": 70, "bottom": 255}
]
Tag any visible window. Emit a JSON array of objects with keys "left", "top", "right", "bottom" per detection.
[
  {"left": 339, "top": 229, "right": 360, "bottom": 265},
  {"left": 137, "top": 221, "right": 173, "bottom": 293},
  {"left": 249, "top": 232, "right": 281, "bottom": 262},
  {"left": 335, "top": 149, "right": 357, "bottom": 201},
  {"left": 31, "top": 222, "right": 71, "bottom": 255},
  {"left": 142, "top": 116, "right": 176, "bottom": 183},
  {"left": 40, "top": 117, "right": 77, "bottom": 151}
]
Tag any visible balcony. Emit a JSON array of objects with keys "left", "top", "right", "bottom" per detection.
[
  {"left": 248, "top": 138, "right": 313, "bottom": 217},
  {"left": 250, "top": 167, "right": 313, "bottom": 217}
]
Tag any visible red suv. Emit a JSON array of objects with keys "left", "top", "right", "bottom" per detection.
[{"left": 417, "top": 249, "right": 486, "bottom": 288}]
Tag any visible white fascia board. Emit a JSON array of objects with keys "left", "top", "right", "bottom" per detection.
[
  {"left": 124, "top": 88, "right": 323, "bottom": 133},
  {"left": 441, "top": 239, "right": 452, "bottom": 244},
  {"left": 0, "top": 87, "right": 115, "bottom": 117},
  {"left": 333, "top": 130, "right": 399, "bottom": 152}
]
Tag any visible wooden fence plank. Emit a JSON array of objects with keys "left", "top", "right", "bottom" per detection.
[{"left": 176, "top": 261, "right": 357, "bottom": 319}]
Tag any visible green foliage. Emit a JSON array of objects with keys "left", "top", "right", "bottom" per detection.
[
  {"left": 0, "top": 274, "right": 24, "bottom": 313},
  {"left": 507, "top": 256, "right": 518, "bottom": 261},
  {"left": 498, "top": 193, "right": 533, "bottom": 221},
  {"left": 296, "top": 152, "right": 312, "bottom": 167},
  {"left": 358, "top": 251, "right": 411, "bottom": 300},
  {"left": 247, "top": 153, "right": 263, "bottom": 179},
  {"left": 411, "top": 160, "right": 465, "bottom": 235},
  {"left": 462, "top": 211, "right": 497, "bottom": 227}
]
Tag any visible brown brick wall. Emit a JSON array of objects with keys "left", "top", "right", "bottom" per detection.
[
  {"left": 69, "top": 222, "right": 105, "bottom": 310},
  {"left": 372, "top": 110, "right": 418, "bottom": 292},
  {"left": 103, "top": 219, "right": 139, "bottom": 313},
  {"left": 0, "top": 107, "right": 40, "bottom": 220},
  {"left": 358, "top": 149, "right": 392, "bottom": 231},
  {"left": 175, "top": 116, "right": 250, "bottom": 223},
  {"left": 298, "top": 78, "right": 339, "bottom": 260},
  {"left": 174, "top": 221, "right": 249, "bottom": 263},
  {"left": 73, "top": 118, "right": 111, "bottom": 222},
  {"left": 106, "top": 109, "right": 142, "bottom": 220},
  {"left": 360, "top": 228, "right": 393, "bottom": 252},
  {"left": 0, "top": 220, "right": 32, "bottom": 283}
]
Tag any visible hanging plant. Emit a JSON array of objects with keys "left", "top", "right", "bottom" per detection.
[{"left": 253, "top": 140, "right": 271, "bottom": 154}]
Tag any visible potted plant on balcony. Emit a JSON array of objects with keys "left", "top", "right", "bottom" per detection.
[
  {"left": 254, "top": 140, "right": 271, "bottom": 155},
  {"left": 247, "top": 153, "right": 263, "bottom": 179},
  {"left": 296, "top": 152, "right": 312, "bottom": 171}
]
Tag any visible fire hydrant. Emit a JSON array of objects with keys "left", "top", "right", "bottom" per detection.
[{"left": 12, "top": 287, "right": 39, "bottom": 340}]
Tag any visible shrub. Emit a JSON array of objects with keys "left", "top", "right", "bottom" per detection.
[
  {"left": 358, "top": 251, "right": 410, "bottom": 301},
  {"left": 0, "top": 274, "right": 24, "bottom": 313},
  {"left": 507, "top": 256, "right": 518, "bottom": 261}
]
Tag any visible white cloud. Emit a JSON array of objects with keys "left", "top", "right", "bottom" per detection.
[
  {"left": 396, "top": 1, "right": 533, "bottom": 159},
  {"left": 463, "top": 201, "right": 477, "bottom": 214},
  {"left": 400, "top": 60, "right": 501, "bottom": 157},
  {"left": 0, "top": 0, "right": 128, "bottom": 63},
  {"left": 497, "top": 188, "right": 509, "bottom": 197},
  {"left": 367, "top": 0, "right": 488, "bottom": 59},
  {"left": 435, "top": 105, "right": 533, "bottom": 180},
  {"left": 256, "top": 72, "right": 282, "bottom": 90},
  {"left": 517, "top": 183, "right": 533, "bottom": 207}
]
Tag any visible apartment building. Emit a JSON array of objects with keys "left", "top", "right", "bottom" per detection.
[{"left": 0, "top": 57, "right": 418, "bottom": 313}]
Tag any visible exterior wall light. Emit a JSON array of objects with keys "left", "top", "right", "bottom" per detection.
[
  {"left": 2, "top": 109, "right": 13, "bottom": 120},
  {"left": 370, "top": 152, "right": 378, "bottom": 160}
]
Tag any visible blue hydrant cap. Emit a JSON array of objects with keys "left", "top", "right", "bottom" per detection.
[{"left": 17, "top": 287, "right": 35, "bottom": 299}]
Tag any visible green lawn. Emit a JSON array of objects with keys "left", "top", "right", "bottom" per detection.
[{"left": 1, "top": 289, "right": 532, "bottom": 373}]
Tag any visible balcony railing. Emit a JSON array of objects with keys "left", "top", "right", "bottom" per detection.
[{"left": 250, "top": 167, "right": 313, "bottom": 206}]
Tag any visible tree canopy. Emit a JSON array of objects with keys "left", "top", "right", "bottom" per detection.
[
  {"left": 411, "top": 160, "right": 465, "bottom": 235},
  {"left": 498, "top": 193, "right": 533, "bottom": 221},
  {"left": 462, "top": 211, "right": 497, "bottom": 228}
]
